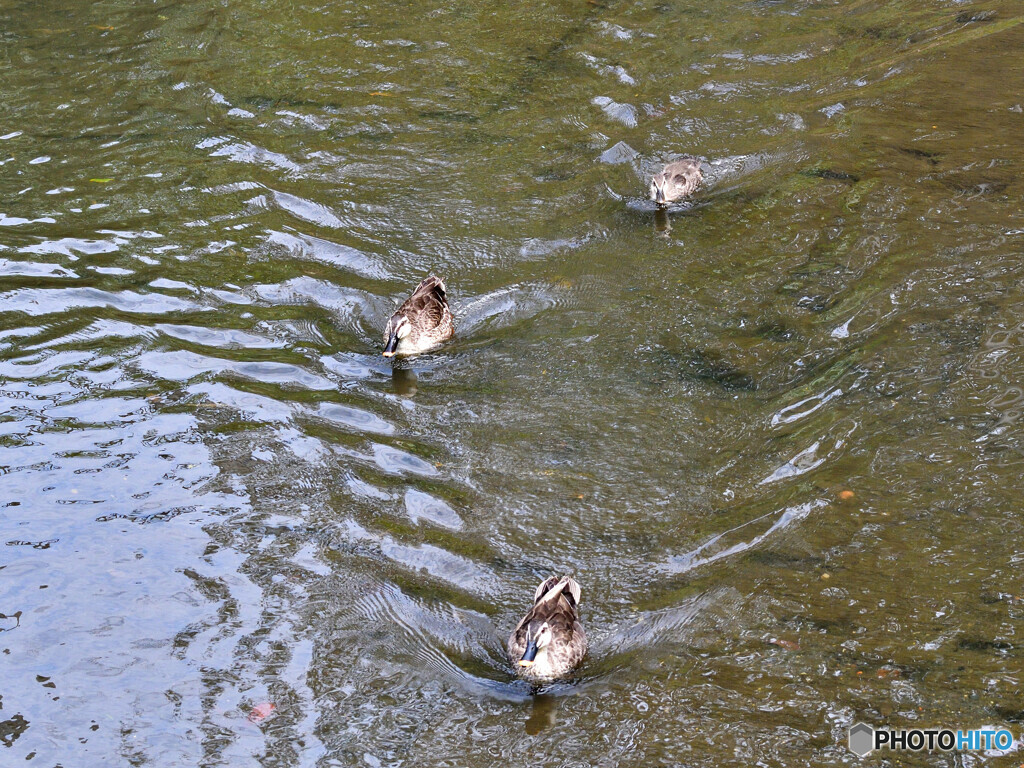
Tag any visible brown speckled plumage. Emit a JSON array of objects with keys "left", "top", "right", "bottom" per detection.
[
  {"left": 382, "top": 275, "right": 454, "bottom": 357},
  {"left": 650, "top": 157, "right": 703, "bottom": 205},
  {"left": 508, "top": 576, "right": 587, "bottom": 683}
]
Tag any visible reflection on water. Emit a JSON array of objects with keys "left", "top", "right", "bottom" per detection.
[
  {"left": 653, "top": 207, "right": 671, "bottom": 236},
  {"left": 524, "top": 695, "right": 559, "bottom": 736},
  {"left": 390, "top": 366, "right": 418, "bottom": 397},
  {"left": 2, "top": 0, "right": 1024, "bottom": 764}
]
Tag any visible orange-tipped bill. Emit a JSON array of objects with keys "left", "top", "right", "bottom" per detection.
[{"left": 382, "top": 334, "right": 399, "bottom": 358}]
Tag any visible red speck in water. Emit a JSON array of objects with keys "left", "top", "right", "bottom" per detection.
[{"left": 248, "top": 702, "right": 275, "bottom": 723}]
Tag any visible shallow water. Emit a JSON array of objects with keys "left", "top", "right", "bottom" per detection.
[{"left": 2, "top": 0, "right": 1023, "bottom": 764}]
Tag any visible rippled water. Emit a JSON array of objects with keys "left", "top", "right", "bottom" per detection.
[{"left": 2, "top": 0, "right": 1023, "bottom": 764}]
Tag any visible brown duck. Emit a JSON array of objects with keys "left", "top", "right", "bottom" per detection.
[
  {"left": 382, "top": 275, "right": 454, "bottom": 358},
  {"left": 650, "top": 157, "right": 703, "bottom": 205},
  {"left": 508, "top": 576, "right": 587, "bottom": 682}
]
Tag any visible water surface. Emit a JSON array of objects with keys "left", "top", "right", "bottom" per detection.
[{"left": 2, "top": 0, "right": 1024, "bottom": 764}]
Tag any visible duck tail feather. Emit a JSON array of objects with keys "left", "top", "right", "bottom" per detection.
[
  {"left": 533, "top": 576, "right": 561, "bottom": 604},
  {"left": 413, "top": 275, "right": 446, "bottom": 300},
  {"left": 535, "top": 575, "right": 582, "bottom": 609},
  {"left": 563, "top": 576, "right": 582, "bottom": 608}
]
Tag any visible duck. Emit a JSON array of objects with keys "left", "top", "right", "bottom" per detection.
[
  {"left": 382, "top": 275, "right": 454, "bottom": 358},
  {"left": 650, "top": 157, "right": 703, "bottom": 205},
  {"left": 508, "top": 575, "right": 587, "bottom": 683}
]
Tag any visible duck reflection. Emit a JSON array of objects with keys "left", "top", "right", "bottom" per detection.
[
  {"left": 390, "top": 366, "right": 417, "bottom": 397},
  {"left": 654, "top": 207, "right": 671, "bottom": 235},
  {"left": 524, "top": 693, "right": 558, "bottom": 735}
]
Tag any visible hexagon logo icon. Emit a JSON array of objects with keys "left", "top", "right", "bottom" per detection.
[{"left": 849, "top": 722, "right": 874, "bottom": 757}]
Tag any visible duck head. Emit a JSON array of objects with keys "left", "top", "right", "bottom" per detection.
[
  {"left": 382, "top": 315, "right": 411, "bottom": 357},
  {"left": 649, "top": 173, "right": 668, "bottom": 205},
  {"left": 518, "top": 621, "right": 553, "bottom": 668}
]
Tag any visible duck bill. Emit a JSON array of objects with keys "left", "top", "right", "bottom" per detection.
[
  {"left": 382, "top": 333, "right": 399, "bottom": 358},
  {"left": 655, "top": 186, "right": 666, "bottom": 204},
  {"left": 519, "top": 640, "right": 539, "bottom": 667}
]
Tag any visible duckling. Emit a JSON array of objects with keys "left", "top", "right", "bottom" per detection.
[
  {"left": 382, "top": 275, "right": 454, "bottom": 358},
  {"left": 508, "top": 576, "right": 587, "bottom": 683},
  {"left": 650, "top": 157, "right": 703, "bottom": 205}
]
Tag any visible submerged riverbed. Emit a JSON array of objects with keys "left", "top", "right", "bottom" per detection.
[{"left": 2, "top": 0, "right": 1023, "bottom": 764}]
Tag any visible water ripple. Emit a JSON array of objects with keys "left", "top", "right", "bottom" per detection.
[
  {"left": 311, "top": 402, "right": 394, "bottom": 436},
  {"left": 264, "top": 229, "right": 389, "bottom": 280},
  {"left": 659, "top": 501, "right": 829, "bottom": 575},
  {"left": 0, "top": 287, "right": 204, "bottom": 316},
  {"left": 136, "top": 350, "right": 335, "bottom": 390}
]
